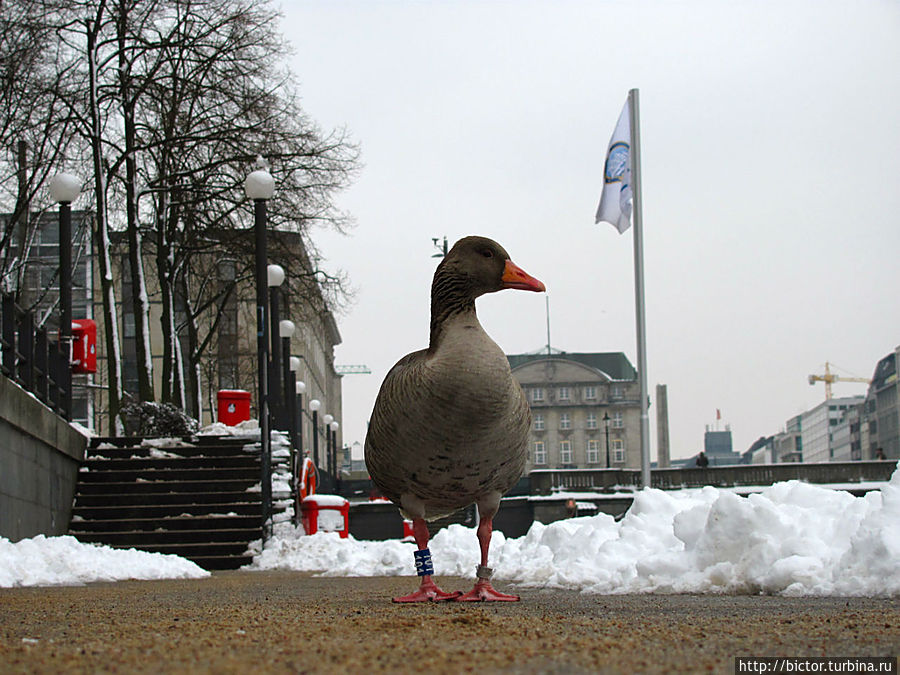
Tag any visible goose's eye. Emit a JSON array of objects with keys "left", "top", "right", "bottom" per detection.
[{"left": 481, "top": 249, "right": 494, "bottom": 258}]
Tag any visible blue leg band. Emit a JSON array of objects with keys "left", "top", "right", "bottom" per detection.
[{"left": 414, "top": 548, "right": 434, "bottom": 577}]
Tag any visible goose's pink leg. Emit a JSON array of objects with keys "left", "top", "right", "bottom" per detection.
[
  {"left": 456, "top": 517, "right": 520, "bottom": 602},
  {"left": 393, "top": 518, "right": 461, "bottom": 603}
]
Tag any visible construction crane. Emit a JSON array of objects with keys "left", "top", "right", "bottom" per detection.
[
  {"left": 335, "top": 365, "right": 371, "bottom": 375},
  {"left": 808, "top": 362, "right": 869, "bottom": 400}
]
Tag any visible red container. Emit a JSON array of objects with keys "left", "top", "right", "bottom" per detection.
[
  {"left": 70, "top": 319, "right": 97, "bottom": 374},
  {"left": 217, "top": 389, "right": 251, "bottom": 426},
  {"left": 301, "top": 495, "right": 350, "bottom": 538}
]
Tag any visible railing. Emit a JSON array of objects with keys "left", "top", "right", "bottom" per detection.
[
  {"left": 0, "top": 292, "right": 70, "bottom": 419},
  {"left": 529, "top": 460, "right": 898, "bottom": 495}
]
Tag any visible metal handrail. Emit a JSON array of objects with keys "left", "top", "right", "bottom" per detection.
[{"left": 0, "top": 291, "right": 70, "bottom": 419}]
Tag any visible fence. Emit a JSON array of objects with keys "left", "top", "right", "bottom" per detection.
[
  {"left": 529, "top": 460, "right": 898, "bottom": 495},
  {"left": 0, "top": 292, "right": 70, "bottom": 419}
]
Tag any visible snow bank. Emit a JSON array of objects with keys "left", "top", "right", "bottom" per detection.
[
  {"left": 0, "top": 535, "right": 209, "bottom": 588},
  {"left": 251, "top": 470, "right": 900, "bottom": 597}
]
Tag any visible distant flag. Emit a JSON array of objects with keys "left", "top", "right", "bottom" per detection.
[
  {"left": 594, "top": 88, "right": 650, "bottom": 489},
  {"left": 595, "top": 96, "right": 633, "bottom": 234},
  {"left": 716, "top": 409, "right": 722, "bottom": 421}
]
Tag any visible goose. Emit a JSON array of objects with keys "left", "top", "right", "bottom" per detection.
[{"left": 365, "top": 236, "right": 545, "bottom": 602}]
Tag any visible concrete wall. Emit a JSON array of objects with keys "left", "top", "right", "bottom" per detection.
[{"left": 0, "top": 373, "right": 87, "bottom": 541}]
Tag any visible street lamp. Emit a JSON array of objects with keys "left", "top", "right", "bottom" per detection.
[
  {"left": 49, "top": 172, "right": 81, "bottom": 420},
  {"left": 245, "top": 163, "right": 275, "bottom": 540},
  {"left": 431, "top": 236, "right": 448, "bottom": 258},
  {"left": 285, "top": 353, "right": 299, "bottom": 444},
  {"left": 278, "top": 319, "right": 295, "bottom": 433},
  {"left": 603, "top": 411, "right": 611, "bottom": 468},
  {"left": 309, "top": 398, "right": 321, "bottom": 469},
  {"left": 330, "top": 420, "right": 340, "bottom": 483},
  {"left": 323, "top": 413, "right": 334, "bottom": 484},
  {"left": 268, "top": 264, "right": 286, "bottom": 426},
  {"left": 294, "top": 375, "right": 306, "bottom": 451},
  {"left": 291, "top": 376, "right": 306, "bottom": 527}
]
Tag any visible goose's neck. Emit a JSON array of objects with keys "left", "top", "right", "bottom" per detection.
[{"left": 429, "top": 270, "right": 476, "bottom": 350}]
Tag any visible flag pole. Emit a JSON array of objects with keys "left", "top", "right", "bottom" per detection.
[{"left": 628, "top": 88, "right": 651, "bottom": 489}]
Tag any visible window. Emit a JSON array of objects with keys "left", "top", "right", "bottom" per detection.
[
  {"left": 586, "top": 412, "right": 598, "bottom": 429},
  {"left": 533, "top": 413, "right": 544, "bottom": 431},
  {"left": 560, "top": 412, "right": 571, "bottom": 430},
  {"left": 560, "top": 440, "right": 572, "bottom": 465},
  {"left": 611, "top": 386, "right": 624, "bottom": 400},
  {"left": 584, "top": 385, "right": 597, "bottom": 400},
  {"left": 613, "top": 411, "right": 624, "bottom": 429},
  {"left": 558, "top": 387, "right": 570, "bottom": 401},
  {"left": 533, "top": 441, "right": 547, "bottom": 465},
  {"left": 612, "top": 439, "right": 625, "bottom": 463},
  {"left": 531, "top": 388, "right": 544, "bottom": 403},
  {"left": 587, "top": 440, "right": 600, "bottom": 464}
]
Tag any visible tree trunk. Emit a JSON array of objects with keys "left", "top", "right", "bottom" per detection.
[
  {"left": 157, "top": 189, "right": 177, "bottom": 404},
  {"left": 117, "top": 1, "right": 154, "bottom": 403},
  {"left": 87, "top": 11, "right": 123, "bottom": 432}
]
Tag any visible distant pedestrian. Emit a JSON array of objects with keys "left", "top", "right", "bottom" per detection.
[{"left": 696, "top": 452, "right": 709, "bottom": 468}]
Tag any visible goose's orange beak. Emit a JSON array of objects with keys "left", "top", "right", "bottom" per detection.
[{"left": 501, "top": 260, "right": 546, "bottom": 292}]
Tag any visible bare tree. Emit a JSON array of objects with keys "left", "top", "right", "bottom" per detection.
[
  {"left": 133, "top": 0, "right": 358, "bottom": 410},
  {"left": 1, "top": 0, "right": 358, "bottom": 431},
  {"left": 0, "top": 1, "right": 79, "bottom": 298}
]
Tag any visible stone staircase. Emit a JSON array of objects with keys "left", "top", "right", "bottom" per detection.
[{"left": 68, "top": 435, "right": 284, "bottom": 570}]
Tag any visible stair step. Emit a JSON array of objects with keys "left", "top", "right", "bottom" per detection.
[
  {"left": 83, "top": 456, "right": 260, "bottom": 471},
  {"left": 187, "top": 554, "right": 255, "bottom": 571},
  {"left": 69, "top": 515, "right": 261, "bottom": 533},
  {"left": 72, "top": 502, "right": 262, "bottom": 520},
  {"left": 72, "top": 528, "right": 262, "bottom": 546},
  {"left": 74, "top": 488, "right": 261, "bottom": 506},
  {"left": 108, "top": 540, "right": 254, "bottom": 558},
  {"left": 89, "top": 439, "right": 259, "bottom": 460},
  {"left": 78, "top": 467, "right": 260, "bottom": 483},
  {"left": 76, "top": 480, "right": 260, "bottom": 496}
]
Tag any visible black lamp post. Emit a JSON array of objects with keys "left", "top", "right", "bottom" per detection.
[
  {"left": 278, "top": 321, "right": 294, "bottom": 431},
  {"left": 330, "top": 420, "right": 340, "bottom": 489},
  {"left": 309, "top": 398, "right": 321, "bottom": 469},
  {"left": 603, "top": 411, "right": 611, "bottom": 468},
  {"left": 291, "top": 377, "right": 306, "bottom": 527},
  {"left": 294, "top": 375, "right": 306, "bottom": 453},
  {"left": 268, "top": 264, "right": 285, "bottom": 426},
  {"left": 324, "top": 413, "right": 334, "bottom": 484},
  {"left": 49, "top": 173, "right": 81, "bottom": 420},
  {"left": 244, "top": 164, "right": 275, "bottom": 541}
]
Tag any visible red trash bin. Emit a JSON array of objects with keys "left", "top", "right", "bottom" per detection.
[
  {"left": 301, "top": 495, "right": 350, "bottom": 537},
  {"left": 217, "top": 389, "right": 251, "bottom": 426},
  {"left": 70, "top": 319, "right": 97, "bottom": 374}
]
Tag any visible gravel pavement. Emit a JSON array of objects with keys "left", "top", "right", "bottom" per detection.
[{"left": 1, "top": 571, "right": 898, "bottom": 674}]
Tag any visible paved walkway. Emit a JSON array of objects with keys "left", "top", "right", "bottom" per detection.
[{"left": 1, "top": 571, "right": 897, "bottom": 673}]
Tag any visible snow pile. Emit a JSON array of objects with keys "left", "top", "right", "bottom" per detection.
[
  {"left": 252, "top": 469, "right": 900, "bottom": 597},
  {"left": 4, "top": 469, "right": 897, "bottom": 594},
  {"left": 0, "top": 535, "right": 209, "bottom": 588}
]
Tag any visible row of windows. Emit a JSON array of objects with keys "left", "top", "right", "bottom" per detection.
[
  {"left": 534, "top": 411, "right": 624, "bottom": 431},
  {"left": 532, "top": 440, "right": 626, "bottom": 466},
  {"left": 530, "top": 385, "right": 627, "bottom": 403}
]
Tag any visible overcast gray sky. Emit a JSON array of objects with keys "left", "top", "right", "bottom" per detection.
[{"left": 281, "top": 0, "right": 900, "bottom": 461}]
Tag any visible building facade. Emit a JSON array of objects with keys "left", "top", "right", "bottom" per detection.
[
  {"left": 508, "top": 351, "right": 641, "bottom": 472},
  {"left": 864, "top": 346, "right": 900, "bottom": 459},
  {"left": 773, "top": 414, "right": 803, "bottom": 463},
  {"left": 798, "top": 395, "right": 865, "bottom": 463}
]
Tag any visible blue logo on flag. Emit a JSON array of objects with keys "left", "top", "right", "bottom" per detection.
[{"left": 604, "top": 142, "right": 629, "bottom": 184}]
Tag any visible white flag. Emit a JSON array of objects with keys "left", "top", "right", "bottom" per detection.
[{"left": 595, "top": 97, "right": 633, "bottom": 233}]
